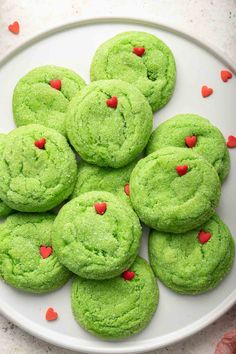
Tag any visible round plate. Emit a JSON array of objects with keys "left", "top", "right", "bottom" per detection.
[{"left": 0, "top": 16, "right": 235, "bottom": 354}]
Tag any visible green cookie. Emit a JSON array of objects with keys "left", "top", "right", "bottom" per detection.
[
  {"left": 0, "top": 134, "right": 13, "bottom": 217},
  {"left": 71, "top": 256, "right": 159, "bottom": 339},
  {"left": 130, "top": 147, "right": 221, "bottom": 233},
  {"left": 53, "top": 191, "right": 142, "bottom": 279},
  {"left": 66, "top": 79, "right": 153, "bottom": 168},
  {"left": 0, "top": 213, "right": 71, "bottom": 293},
  {"left": 146, "top": 114, "right": 230, "bottom": 182},
  {"left": 0, "top": 201, "right": 12, "bottom": 218},
  {"left": 149, "top": 213, "right": 235, "bottom": 294},
  {"left": 0, "top": 124, "right": 77, "bottom": 212},
  {"left": 13, "top": 65, "right": 86, "bottom": 136},
  {"left": 90, "top": 31, "right": 176, "bottom": 112},
  {"left": 71, "top": 159, "right": 137, "bottom": 204}
]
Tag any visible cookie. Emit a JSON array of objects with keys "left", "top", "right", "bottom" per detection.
[
  {"left": 0, "top": 213, "right": 71, "bottom": 293},
  {"left": 130, "top": 147, "right": 221, "bottom": 233},
  {"left": 90, "top": 31, "right": 176, "bottom": 112},
  {"left": 149, "top": 213, "right": 235, "bottom": 294},
  {"left": 71, "top": 159, "right": 137, "bottom": 203},
  {"left": 0, "top": 134, "right": 13, "bottom": 217},
  {"left": 13, "top": 65, "right": 86, "bottom": 136},
  {"left": 146, "top": 114, "right": 230, "bottom": 182},
  {"left": 0, "top": 200, "right": 13, "bottom": 218},
  {"left": 71, "top": 256, "right": 159, "bottom": 339},
  {"left": 52, "top": 191, "right": 142, "bottom": 279},
  {"left": 66, "top": 79, "right": 153, "bottom": 168},
  {"left": 0, "top": 124, "right": 77, "bottom": 212}
]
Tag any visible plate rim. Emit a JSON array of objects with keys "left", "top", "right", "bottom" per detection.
[
  {"left": 0, "top": 15, "right": 235, "bottom": 354},
  {"left": 0, "top": 15, "right": 236, "bottom": 71}
]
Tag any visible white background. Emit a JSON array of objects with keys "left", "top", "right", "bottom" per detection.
[{"left": 0, "top": 1, "right": 235, "bottom": 353}]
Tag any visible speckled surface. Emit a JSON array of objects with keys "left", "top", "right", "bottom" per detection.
[{"left": 0, "top": 0, "right": 235, "bottom": 353}]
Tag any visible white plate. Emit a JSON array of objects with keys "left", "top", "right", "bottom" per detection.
[{"left": 0, "top": 16, "right": 235, "bottom": 354}]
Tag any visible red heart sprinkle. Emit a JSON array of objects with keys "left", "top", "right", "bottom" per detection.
[
  {"left": 221, "top": 70, "right": 232, "bottom": 82},
  {"left": 50, "top": 79, "right": 61, "bottom": 90},
  {"left": 133, "top": 47, "right": 145, "bottom": 57},
  {"left": 106, "top": 96, "right": 118, "bottom": 108},
  {"left": 8, "top": 21, "right": 20, "bottom": 34},
  {"left": 34, "top": 138, "right": 46, "bottom": 149},
  {"left": 45, "top": 307, "right": 58, "bottom": 321},
  {"left": 201, "top": 85, "right": 213, "bottom": 98},
  {"left": 226, "top": 135, "right": 236, "bottom": 148},
  {"left": 185, "top": 135, "right": 197, "bottom": 148},
  {"left": 198, "top": 231, "right": 212, "bottom": 244},
  {"left": 94, "top": 202, "right": 107, "bottom": 215},
  {"left": 176, "top": 165, "right": 188, "bottom": 176},
  {"left": 40, "top": 246, "right": 53, "bottom": 259},
  {"left": 122, "top": 270, "right": 135, "bottom": 281},
  {"left": 124, "top": 183, "right": 130, "bottom": 196}
]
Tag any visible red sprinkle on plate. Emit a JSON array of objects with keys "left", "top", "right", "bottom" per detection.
[
  {"left": 8, "top": 21, "right": 20, "bottom": 34},
  {"left": 201, "top": 85, "right": 213, "bottom": 98},
  {"left": 221, "top": 70, "right": 233, "bottom": 82},
  {"left": 45, "top": 307, "right": 58, "bottom": 321},
  {"left": 226, "top": 135, "right": 236, "bottom": 148}
]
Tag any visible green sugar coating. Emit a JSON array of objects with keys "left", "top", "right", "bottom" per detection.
[
  {"left": 13, "top": 65, "right": 86, "bottom": 136},
  {"left": 71, "top": 159, "right": 137, "bottom": 204},
  {"left": 0, "top": 213, "right": 71, "bottom": 293},
  {"left": 53, "top": 191, "right": 142, "bottom": 279},
  {"left": 0, "top": 201, "right": 12, "bottom": 218},
  {"left": 0, "top": 134, "right": 13, "bottom": 217},
  {"left": 90, "top": 31, "right": 176, "bottom": 112},
  {"left": 0, "top": 124, "right": 77, "bottom": 212},
  {"left": 71, "top": 256, "right": 159, "bottom": 339},
  {"left": 130, "top": 147, "right": 221, "bottom": 233},
  {"left": 146, "top": 114, "right": 230, "bottom": 182},
  {"left": 220, "top": 150, "right": 231, "bottom": 182},
  {"left": 66, "top": 79, "right": 153, "bottom": 168},
  {"left": 149, "top": 213, "right": 235, "bottom": 294}
]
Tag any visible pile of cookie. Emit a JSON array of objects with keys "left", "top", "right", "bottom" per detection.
[{"left": 0, "top": 31, "right": 234, "bottom": 339}]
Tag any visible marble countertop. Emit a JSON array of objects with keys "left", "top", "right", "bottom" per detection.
[{"left": 0, "top": 0, "right": 235, "bottom": 353}]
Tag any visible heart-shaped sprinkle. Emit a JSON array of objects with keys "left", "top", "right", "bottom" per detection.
[
  {"left": 34, "top": 138, "right": 46, "bottom": 149},
  {"left": 133, "top": 47, "right": 145, "bottom": 57},
  {"left": 201, "top": 85, "right": 213, "bottom": 98},
  {"left": 50, "top": 79, "right": 61, "bottom": 90},
  {"left": 40, "top": 246, "right": 53, "bottom": 259},
  {"left": 185, "top": 135, "right": 197, "bottom": 148},
  {"left": 8, "top": 21, "right": 20, "bottom": 34},
  {"left": 226, "top": 135, "right": 236, "bottom": 148},
  {"left": 176, "top": 165, "right": 188, "bottom": 176},
  {"left": 198, "top": 231, "right": 212, "bottom": 244},
  {"left": 122, "top": 270, "right": 135, "bottom": 281},
  {"left": 45, "top": 307, "right": 58, "bottom": 321},
  {"left": 221, "top": 70, "right": 232, "bottom": 82},
  {"left": 124, "top": 183, "right": 130, "bottom": 196},
  {"left": 94, "top": 202, "right": 107, "bottom": 215},
  {"left": 106, "top": 96, "right": 118, "bottom": 108}
]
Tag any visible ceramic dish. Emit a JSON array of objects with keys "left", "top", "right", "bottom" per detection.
[{"left": 0, "top": 16, "right": 235, "bottom": 354}]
